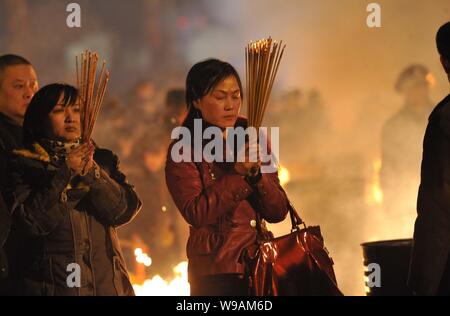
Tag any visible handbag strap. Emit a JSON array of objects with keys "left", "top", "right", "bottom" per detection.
[
  {"left": 287, "top": 199, "right": 305, "bottom": 230},
  {"left": 255, "top": 196, "right": 306, "bottom": 241}
]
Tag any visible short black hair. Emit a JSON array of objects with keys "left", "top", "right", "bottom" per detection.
[
  {"left": 23, "top": 83, "right": 78, "bottom": 145},
  {"left": 436, "top": 21, "right": 450, "bottom": 61},
  {"left": 0, "top": 54, "right": 32, "bottom": 76}
]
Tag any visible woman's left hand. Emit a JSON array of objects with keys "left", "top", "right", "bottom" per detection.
[
  {"left": 67, "top": 141, "right": 95, "bottom": 175},
  {"left": 234, "top": 141, "right": 261, "bottom": 176}
]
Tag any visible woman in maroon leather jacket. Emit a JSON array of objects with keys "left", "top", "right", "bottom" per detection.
[{"left": 165, "top": 59, "right": 289, "bottom": 296}]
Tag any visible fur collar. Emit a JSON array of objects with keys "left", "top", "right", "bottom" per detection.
[{"left": 12, "top": 143, "right": 50, "bottom": 162}]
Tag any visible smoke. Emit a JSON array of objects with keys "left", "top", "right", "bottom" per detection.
[{"left": 191, "top": 0, "right": 450, "bottom": 295}]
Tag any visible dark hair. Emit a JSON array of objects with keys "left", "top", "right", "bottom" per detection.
[
  {"left": 184, "top": 59, "right": 243, "bottom": 128},
  {"left": 0, "top": 54, "right": 32, "bottom": 74},
  {"left": 23, "top": 83, "right": 78, "bottom": 145},
  {"left": 436, "top": 21, "right": 450, "bottom": 61}
]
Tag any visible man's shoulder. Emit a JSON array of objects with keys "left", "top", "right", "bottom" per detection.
[
  {"left": 0, "top": 116, "right": 21, "bottom": 152},
  {"left": 0, "top": 119, "right": 10, "bottom": 151},
  {"left": 430, "top": 94, "right": 450, "bottom": 120},
  {"left": 427, "top": 94, "right": 450, "bottom": 136}
]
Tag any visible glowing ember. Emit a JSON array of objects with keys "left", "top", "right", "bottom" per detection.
[
  {"left": 278, "top": 165, "right": 290, "bottom": 187},
  {"left": 366, "top": 158, "right": 383, "bottom": 205},
  {"left": 135, "top": 248, "right": 152, "bottom": 267},
  {"left": 425, "top": 72, "right": 435, "bottom": 86},
  {"left": 133, "top": 261, "right": 190, "bottom": 296}
]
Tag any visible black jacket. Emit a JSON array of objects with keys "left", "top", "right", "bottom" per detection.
[
  {"left": 0, "top": 112, "right": 23, "bottom": 281},
  {"left": 409, "top": 94, "right": 450, "bottom": 295},
  {"left": 4, "top": 142, "right": 142, "bottom": 295}
]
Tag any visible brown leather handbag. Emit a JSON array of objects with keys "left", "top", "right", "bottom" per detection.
[{"left": 247, "top": 201, "right": 343, "bottom": 296}]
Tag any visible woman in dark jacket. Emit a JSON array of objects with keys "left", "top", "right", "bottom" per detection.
[
  {"left": 5, "top": 83, "right": 141, "bottom": 296},
  {"left": 165, "top": 59, "right": 289, "bottom": 296}
]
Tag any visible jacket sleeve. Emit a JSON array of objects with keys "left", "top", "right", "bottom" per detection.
[
  {"left": 0, "top": 151, "right": 11, "bottom": 248},
  {"left": 0, "top": 150, "right": 7, "bottom": 193},
  {"left": 439, "top": 102, "right": 450, "bottom": 138},
  {"left": 83, "top": 150, "right": 142, "bottom": 227},
  {"left": 249, "top": 170, "right": 289, "bottom": 223},
  {"left": 165, "top": 154, "right": 254, "bottom": 228},
  {"left": 249, "top": 130, "right": 289, "bottom": 223},
  {"left": 9, "top": 161, "right": 73, "bottom": 236},
  {"left": 0, "top": 194, "right": 9, "bottom": 241}
]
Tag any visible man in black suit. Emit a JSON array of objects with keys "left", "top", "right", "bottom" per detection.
[
  {"left": 0, "top": 54, "right": 38, "bottom": 294},
  {"left": 409, "top": 21, "right": 450, "bottom": 295}
]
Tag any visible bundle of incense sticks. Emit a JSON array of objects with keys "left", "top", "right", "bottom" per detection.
[
  {"left": 245, "top": 37, "right": 285, "bottom": 129},
  {"left": 76, "top": 50, "right": 110, "bottom": 143}
]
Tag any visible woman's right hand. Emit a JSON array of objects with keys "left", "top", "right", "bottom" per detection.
[{"left": 66, "top": 142, "right": 95, "bottom": 175}]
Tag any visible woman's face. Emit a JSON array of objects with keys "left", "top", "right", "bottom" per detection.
[
  {"left": 48, "top": 93, "right": 81, "bottom": 142},
  {"left": 194, "top": 75, "right": 241, "bottom": 129}
]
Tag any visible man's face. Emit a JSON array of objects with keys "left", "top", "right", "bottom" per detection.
[{"left": 0, "top": 64, "right": 38, "bottom": 125}]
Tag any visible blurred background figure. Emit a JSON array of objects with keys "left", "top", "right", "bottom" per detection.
[
  {"left": 93, "top": 96, "right": 128, "bottom": 157},
  {"left": 128, "top": 79, "right": 159, "bottom": 115},
  {"left": 270, "top": 88, "right": 330, "bottom": 182},
  {"left": 96, "top": 79, "right": 161, "bottom": 161},
  {"left": 124, "top": 79, "right": 161, "bottom": 158},
  {"left": 380, "top": 64, "right": 435, "bottom": 238},
  {"left": 164, "top": 89, "right": 188, "bottom": 131},
  {"left": 119, "top": 88, "right": 188, "bottom": 279}
]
